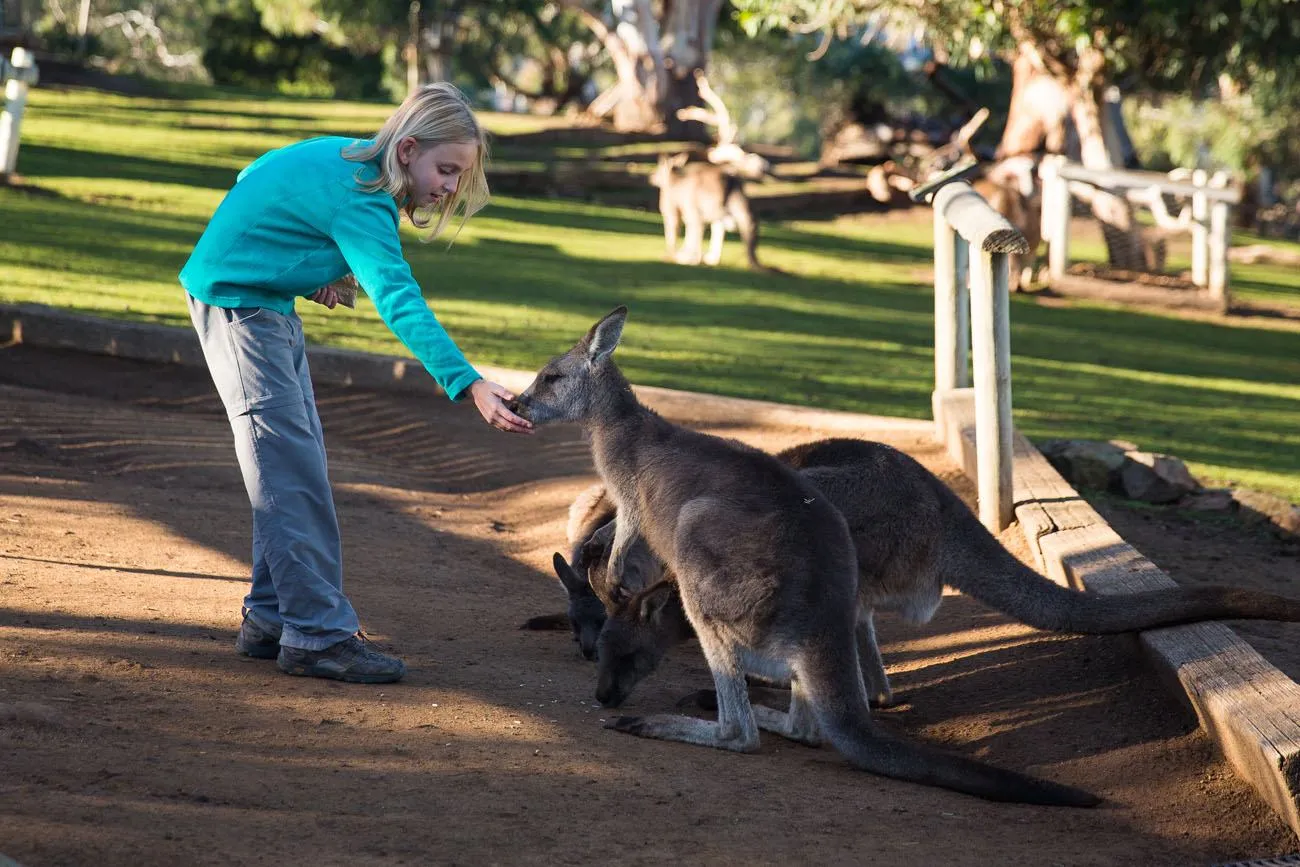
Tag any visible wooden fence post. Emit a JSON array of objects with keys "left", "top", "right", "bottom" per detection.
[
  {"left": 932, "top": 212, "right": 970, "bottom": 433},
  {"left": 1, "top": 47, "right": 39, "bottom": 178},
  {"left": 1208, "top": 172, "right": 1231, "bottom": 306},
  {"left": 969, "top": 249, "right": 1015, "bottom": 532},
  {"left": 1040, "top": 156, "right": 1071, "bottom": 283},
  {"left": 931, "top": 181, "right": 1025, "bottom": 534},
  {"left": 1191, "top": 168, "right": 1209, "bottom": 287}
]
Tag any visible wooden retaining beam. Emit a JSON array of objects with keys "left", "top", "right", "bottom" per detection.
[{"left": 938, "top": 388, "right": 1300, "bottom": 840}]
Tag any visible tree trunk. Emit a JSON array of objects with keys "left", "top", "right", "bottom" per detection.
[
  {"left": 657, "top": 0, "right": 723, "bottom": 138},
  {"left": 405, "top": 1, "right": 420, "bottom": 98},
  {"left": 422, "top": 10, "right": 457, "bottom": 83},
  {"left": 565, "top": 0, "right": 720, "bottom": 134},
  {"left": 1070, "top": 46, "right": 1150, "bottom": 270},
  {"left": 997, "top": 42, "right": 1152, "bottom": 271}
]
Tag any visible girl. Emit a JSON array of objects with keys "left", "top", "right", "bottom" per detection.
[{"left": 181, "top": 83, "right": 532, "bottom": 684}]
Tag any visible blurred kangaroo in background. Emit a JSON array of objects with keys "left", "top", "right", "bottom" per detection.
[
  {"left": 508, "top": 305, "right": 1101, "bottom": 807},
  {"left": 651, "top": 153, "right": 771, "bottom": 272}
]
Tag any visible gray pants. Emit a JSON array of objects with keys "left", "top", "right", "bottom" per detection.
[{"left": 187, "top": 294, "right": 360, "bottom": 650}]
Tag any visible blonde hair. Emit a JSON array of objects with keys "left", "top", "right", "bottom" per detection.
[{"left": 343, "top": 82, "right": 490, "bottom": 242}]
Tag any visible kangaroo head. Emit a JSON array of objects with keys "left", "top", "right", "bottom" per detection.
[
  {"left": 551, "top": 552, "right": 606, "bottom": 660},
  {"left": 511, "top": 306, "right": 627, "bottom": 426},
  {"left": 595, "top": 580, "right": 690, "bottom": 708}
]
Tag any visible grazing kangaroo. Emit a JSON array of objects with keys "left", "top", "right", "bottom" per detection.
[
  {"left": 521, "top": 483, "right": 648, "bottom": 661},
  {"left": 560, "top": 437, "right": 1300, "bottom": 710},
  {"left": 650, "top": 153, "right": 769, "bottom": 271},
  {"left": 510, "top": 306, "right": 1098, "bottom": 806},
  {"left": 520, "top": 484, "right": 609, "bottom": 659}
]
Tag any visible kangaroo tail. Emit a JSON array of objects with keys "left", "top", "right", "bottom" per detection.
[
  {"left": 942, "top": 503, "right": 1300, "bottom": 633},
  {"left": 802, "top": 658, "right": 1098, "bottom": 807}
]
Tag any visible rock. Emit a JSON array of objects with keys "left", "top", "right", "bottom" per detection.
[
  {"left": 1039, "top": 439, "right": 1127, "bottom": 491},
  {"left": 1232, "top": 488, "right": 1300, "bottom": 537},
  {"left": 1120, "top": 452, "right": 1201, "bottom": 503}
]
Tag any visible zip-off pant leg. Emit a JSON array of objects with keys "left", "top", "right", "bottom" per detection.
[{"left": 187, "top": 294, "right": 359, "bottom": 650}]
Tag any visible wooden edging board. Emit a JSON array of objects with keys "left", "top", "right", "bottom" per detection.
[{"left": 937, "top": 387, "right": 1300, "bottom": 839}]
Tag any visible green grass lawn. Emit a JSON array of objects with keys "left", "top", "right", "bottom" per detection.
[{"left": 3, "top": 86, "right": 1299, "bottom": 502}]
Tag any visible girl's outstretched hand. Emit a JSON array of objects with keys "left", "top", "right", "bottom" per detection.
[{"left": 469, "top": 379, "right": 534, "bottom": 434}]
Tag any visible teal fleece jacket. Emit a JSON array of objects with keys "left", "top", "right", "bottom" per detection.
[{"left": 180, "top": 136, "right": 481, "bottom": 401}]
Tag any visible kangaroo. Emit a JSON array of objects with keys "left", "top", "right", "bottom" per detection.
[
  {"left": 519, "top": 482, "right": 651, "bottom": 661},
  {"left": 517, "top": 486, "right": 613, "bottom": 660},
  {"left": 650, "top": 153, "right": 770, "bottom": 272},
  {"left": 510, "top": 306, "right": 1098, "bottom": 807},
  {"left": 566, "top": 436, "right": 1300, "bottom": 710}
]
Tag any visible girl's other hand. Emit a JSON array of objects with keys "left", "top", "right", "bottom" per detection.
[
  {"left": 469, "top": 380, "right": 534, "bottom": 434},
  {"left": 308, "top": 285, "right": 340, "bottom": 309}
]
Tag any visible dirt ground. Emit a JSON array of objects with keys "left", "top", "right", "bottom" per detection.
[{"left": 1, "top": 343, "right": 1297, "bottom": 867}]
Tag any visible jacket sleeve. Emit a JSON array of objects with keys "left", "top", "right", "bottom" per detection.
[{"left": 328, "top": 193, "right": 482, "bottom": 402}]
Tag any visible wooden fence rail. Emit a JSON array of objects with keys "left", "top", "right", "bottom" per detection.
[
  {"left": 1038, "top": 155, "right": 1241, "bottom": 304},
  {"left": 923, "top": 179, "right": 1028, "bottom": 533}
]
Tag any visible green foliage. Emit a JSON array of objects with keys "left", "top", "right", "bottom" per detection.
[
  {"left": 732, "top": 0, "right": 1300, "bottom": 93},
  {"left": 708, "top": 28, "right": 1008, "bottom": 157},
  {"left": 1125, "top": 90, "right": 1296, "bottom": 177},
  {"left": 33, "top": 0, "right": 220, "bottom": 80},
  {"left": 203, "top": 6, "right": 384, "bottom": 100},
  {"left": 453, "top": 1, "right": 606, "bottom": 109}
]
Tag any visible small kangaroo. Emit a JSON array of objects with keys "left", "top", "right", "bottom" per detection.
[
  {"left": 518, "top": 484, "right": 610, "bottom": 659},
  {"left": 562, "top": 437, "right": 1300, "bottom": 710},
  {"left": 650, "top": 153, "right": 769, "bottom": 272},
  {"left": 511, "top": 306, "right": 1098, "bottom": 807}
]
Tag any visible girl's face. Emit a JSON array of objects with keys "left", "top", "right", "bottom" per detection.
[{"left": 397, "top": 137, "right": 478, "bottom": 208}]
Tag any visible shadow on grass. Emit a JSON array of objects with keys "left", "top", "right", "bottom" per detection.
[
  {"left": 4, "top": 164, "right": 1298, "bottom": 497},
  {"left": 18, "top": 143, "right": 238, "bottom": 190}
]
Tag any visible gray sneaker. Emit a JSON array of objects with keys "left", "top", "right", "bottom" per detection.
[
  {"left": 235, "top": 610, "right": 281, "bottom": 660},
  {"left": 276, "top": 634, "right": 407, "bottom": 684}
]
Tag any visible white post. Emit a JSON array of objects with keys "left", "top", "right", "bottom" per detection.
[
  {"left": 1208, "top": 198, "right": 1230, "bottom": 305},
  {"left": 1191, "top": 168, "right": 1209, "bottom": 287},
  {"left": 78, "top": 0, "right": 95, "bottom": 58},
  {"left": 955, "top": 235, "right": 970, "bottom": 388},
  {"left": 1, "top": 48, "right": 40, "bottom": 178},
  {"left": 933, "top": 211, "right": 956, "bottom": 433},
  {"left": 932, "top": 213, "right": 970, "bottom": 432},
  {"left": 969, "top": 249, "right": 1014, "bottom": 532},
  {"left": 1040, "top": 157, "right": 1071, "bottom": 283}
]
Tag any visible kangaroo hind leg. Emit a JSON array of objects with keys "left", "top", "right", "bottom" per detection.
[
  {"left": 752, "top": 676, "right": 822, "bottom": 747},
  {"left": 857, "top": 609, "right": 896, "bottom": 708},
  {"left": 704, "top": 221, "right": 726, "bottom": 265}
]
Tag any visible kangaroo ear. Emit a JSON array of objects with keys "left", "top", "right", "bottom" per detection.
[
  {"left": 585, "top": 306, "right": 627, "bottom": 364},
  {"left": 552, "top": 552, "right": 589, "bottom": 598},
  {"left": 638, "top": 581, "right": 677, "bottom": 624},
  {"left": 581, "top": 519, "right": 616, "bottom": 564}
]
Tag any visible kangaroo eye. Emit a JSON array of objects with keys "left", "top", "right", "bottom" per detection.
[{"left": 540, "top": 373, "right": 563, "bottom": 385}]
